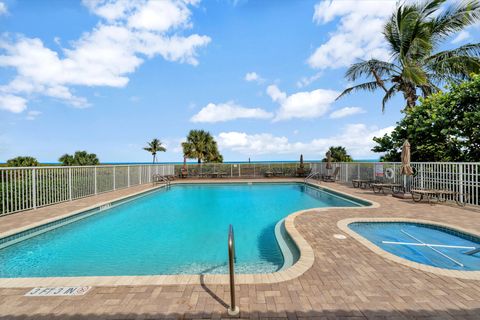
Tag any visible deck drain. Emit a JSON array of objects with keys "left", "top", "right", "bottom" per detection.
[{"left": 334, "top": 234, "right": 347, "bottom": 240}]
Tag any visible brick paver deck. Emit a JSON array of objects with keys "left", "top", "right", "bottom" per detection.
[{"left": 1, "top": 179, "right": 480, "bottom": 319}]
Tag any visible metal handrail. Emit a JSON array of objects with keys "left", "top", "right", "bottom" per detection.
[
  {"left": 304, "top": 172, "right": 320, "bottom": 183},
  {"left": 153, "top": 174, "right": 171, "bottom": 187},
  {"left": 227, "top": 224, "right": 239, "bottom": 315}
]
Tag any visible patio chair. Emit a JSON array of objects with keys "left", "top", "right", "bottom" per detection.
[
  {"left": 179, "top": 168, "right": 188, "bottom": 179},
  {"left": 322, "top": 167, "right": 340, "bottom": 182}
]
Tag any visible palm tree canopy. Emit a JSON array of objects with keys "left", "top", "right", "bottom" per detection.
[
  {"left": 337, "top": 0, "right": 480, "bottom": 111},
  {"left": 143, "top": 139, "right": 166, "bottom": 155},
  {"left": 182, "top": 130, "right": 223, "bottom": 163},
  {"left": 143, "top": 138, "right": 166, "bottom": 164}
]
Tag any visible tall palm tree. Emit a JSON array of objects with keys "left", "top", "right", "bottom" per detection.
[
  {"left": 143, "top": 139, "right": 166, "bottom": 164},
  {"left": 337, "top": 0, "right": 480, "bottom": 111},
  {"left": 182, "top": 130, "right": 223, "bottom": 163}
]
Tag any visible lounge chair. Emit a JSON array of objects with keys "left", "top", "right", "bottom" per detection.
[
  {"left": 322, "top": 167, "right": 340, "bottom": 182},
  {"left": 273, "top": 168, "right": 284, "bottom": 177},
  {"left": 352, "top": 179, "right": 374, "bottom": 189},
  {"left": 210, "top": 171, "right": 228, "bottom": 178},
  {"left": 411, "top": 188, "right": 468, "bottom": 206},
  {"left": 371, "top": 183, "right": 404, "bottom": 194}
]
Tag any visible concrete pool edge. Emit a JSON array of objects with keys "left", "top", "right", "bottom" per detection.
[
  {"left": 338, "top": 217, "right": 480, "bottom": 280},
  {"left": 0, "top": 179, "right": 378, "bottom": 287}
]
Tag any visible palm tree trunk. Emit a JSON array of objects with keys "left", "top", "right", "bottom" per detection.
[{"left": 403, "top": 84, "right": 417, "bottom": 109}]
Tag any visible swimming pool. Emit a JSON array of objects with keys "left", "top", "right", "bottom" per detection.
[
  {"left": 0, "top": 183, "right": 367, "bottom": 278},
  {"left": 349, "top": 222, "right": 480, "bottom": 271}
]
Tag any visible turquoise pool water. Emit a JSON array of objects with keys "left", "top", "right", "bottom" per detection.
[
  {"left": 349, "top": 222, "right": 480, "bottom": 271},
  {"left": 0, "top": 183, "right": 365, "bottom": 278}
]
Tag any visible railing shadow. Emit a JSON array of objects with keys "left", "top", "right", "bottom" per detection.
[{"left": 199, "top": 264, "right": 229, "bottom": 309}]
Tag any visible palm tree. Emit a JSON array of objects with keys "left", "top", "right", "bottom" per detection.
[
  {"left": 337, "top": 0, "right": 480, "bottom": 111},
  {"left": 143, "top": 139, "right": 166, "bottom": 164},
  {"left": 182, "top": 130, "right": 223, "bottom": 163},
  {"left": 322, "top": 146, "right": 353, "bottom": 162}
]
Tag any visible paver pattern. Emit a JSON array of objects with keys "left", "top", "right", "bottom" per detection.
[{"left": 1, "top": 179, "right": 480, "bottom": 319}]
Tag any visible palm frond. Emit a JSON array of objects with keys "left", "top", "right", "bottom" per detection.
[
  {"left": 430, "top": 0, "right": 480, "bottom": 40},
  {"left": 344, "top": 59, "right": 398, "bottom": 82},
  {"left": 428, "top": 55, "right": 480, "bottom": 81},
  {"left": 336, "top": 81, "right": 384, "bottom": 101},
  {"left": 426, "top": 44, "right": 480, "bottom": 79},
  {"left": 418, "top": 0, "right": 446, "bottom": 19},
  {"left": 382, "top": 85, "right": 398, "bottom": 112},
  {"left": 401, "top": 62, "right": 429, "bottom": 86}
]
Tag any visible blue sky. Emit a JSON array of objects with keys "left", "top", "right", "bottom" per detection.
[{"left": 0, "top": 0, "right": 478, "bottom": 163}]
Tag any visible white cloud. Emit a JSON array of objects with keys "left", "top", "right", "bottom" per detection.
[
  {"left": 267, "top": 85, "right": 338, "bottom": 121},
  {"left": 217, "top": 124, "right": 394, "bottom": 158},
  {"left": 0, "top": 94, "right": 27, "bottom": 113},
  {"left": 26, "top": 110, "right": 41, "bottom": 120},
  {"left": 308, "top": 0, "right": 395, "bottom": 70},
  {"left": 0, "top": 0, "right": 210, "bottom": 113},
  {"left": 451, "top": 30, "right": 470, "bottom": 44},
  {"left": 0, "top": 2, "right": 7, "bottom": 15},
  {"left": 127, "top": 0, "right": 193, "bottom": 32},
  {"left": 329, "top": 106, "right": 365, "bottom": 119},
  {"left": 244, "top": 72, "right": 264, "bottom": 83},
  {"left": 191, "top": 101, "right": 273, "bottom": 123},
  {"left": 266, "top": 85, "right": 286, "bottom": 103},
  {"left": 296, "top": 71, "right": 322, "bottom": 88}
]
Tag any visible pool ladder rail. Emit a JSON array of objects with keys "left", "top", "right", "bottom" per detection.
[
  {"left": 152, "top": 174, "right": 171, "bottom": 187},
  {"left": 304, "top": 172, "right": 321, "bottom": 184},
  {"left": 227, "top": 224, "right": 239, "bottom": 316}
]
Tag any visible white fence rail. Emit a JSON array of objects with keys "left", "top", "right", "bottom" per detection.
[
  {"left": 0, "top": 164, "right": 174, "bottom": 215},
  {"left": 311, "top": 162, "right": 480, "bottom": 206},
  {"left": 1, "top": 161, "right": 479, "bottom": 215},
  {"left": 172, "top": 162, "right": 314, "bottom": 178}
]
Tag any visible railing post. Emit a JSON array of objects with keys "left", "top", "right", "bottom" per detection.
[
  {"left": 127, "top": 166, "right": 130, "bottom": 187},
  {"left": 345, "top": 163, "right": 348, "bottom": 183},
  {"left": 32, "top": 168, "right": 37, "bottom": 209},
  {"left": 420, "top": 163, "right": 424, "bottom": 189},
  {"left": 68, "top": 167, "right": 72, "bottom": 201},
  {"left": 139, "top": 166, "right": 142, "bottom": 185},
  {"left": 113, "top": 166, "right": 116, "bottom": 190},
  {"left": 459, "top": 163, "right": 464, "bottom": 203},
  {"left": 238, "top": 164, "right": 241, "bottom": 177},
  {"left": 227, "top": 225, "right": 239, "bottom": 316},
  {"left": 94, "top": 167, "right": 97, "bottom": 195}
]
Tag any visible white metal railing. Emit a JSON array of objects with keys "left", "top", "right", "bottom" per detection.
[
  {"left": 311, "top": 162, "right": 480, "bottom": 206},
  {"left": 0, "top": 164, "right": 174, "bottom": 216},
  {"left": 1, "top": 161, "right": 479, "bottom": 215},
  {"left": 173, "top": 162, "right": 315, "bottom": 178}
]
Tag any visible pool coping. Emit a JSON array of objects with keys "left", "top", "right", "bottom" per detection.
[
  {"left": 338, "top": 217, "right": 480, "bottom": 280},
  {"left": 0, "top": 180, "right": 378, "bottom": 288}
]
